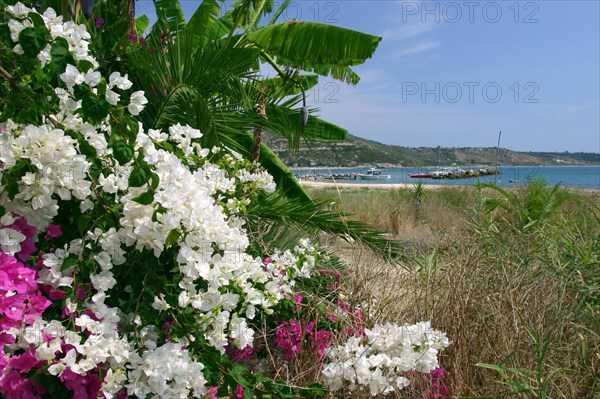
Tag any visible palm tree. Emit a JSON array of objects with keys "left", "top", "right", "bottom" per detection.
[{"left": 83, "top": 0, "right": 399, "bottom": 258}]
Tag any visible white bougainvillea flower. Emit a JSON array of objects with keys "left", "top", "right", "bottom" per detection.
[
  {"left": 59, "top": 64, "right": 85, "bottom": 87},
  {"left": 108, "top": 71, "right": 133, "bottom": 90},
  {"left": 84, "top": 69, "right": 101, "bottom": 87},
  {"left": 105, "top": 89, "right": 120, "bottom": 105},
  {"left": 128, "top": 91, "right": 148, "bottom": 116},
  {"left": 6, "top": 2, "right": 33, "bottom": 17}
]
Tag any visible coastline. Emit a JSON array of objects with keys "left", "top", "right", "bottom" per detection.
[
  {"left": 293, "top": 165, "right": 600, "bottom": 191},
  {"left": 291, "top": 164, "right": 600, "bottom": 170},
  {"left": 300, "top": 181, "right": 458, "bottom": 190},
  {"left": 300, "top": 180, "right": 600, "bottom": 194}
]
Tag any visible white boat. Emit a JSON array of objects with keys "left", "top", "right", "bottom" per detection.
[{"left": 358, "top": 168, "right": 391, "bottom": 180}]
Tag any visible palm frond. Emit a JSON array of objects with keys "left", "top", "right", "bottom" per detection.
[
  {"left": 261, "top": 102, "right": 347, "bottom": 150},
  {"left": 246, "top": 193, "right": 403, "bottom": 261}
]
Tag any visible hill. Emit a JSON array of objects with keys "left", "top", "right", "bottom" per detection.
[{"left": 263, "top": 133, "right": 600, "bottom": 167}]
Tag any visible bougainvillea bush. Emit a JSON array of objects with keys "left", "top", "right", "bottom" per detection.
[{"left": 0, "top": 3, "right": 449, "bottom": 398}]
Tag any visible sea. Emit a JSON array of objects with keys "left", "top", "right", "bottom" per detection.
[{"left": 291, "top": 165, "right": 600, "bottom": 190}]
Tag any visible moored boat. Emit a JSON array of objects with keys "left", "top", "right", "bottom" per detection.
[{"left": 358, "top": 168, "right": 391, "bottom": 180}]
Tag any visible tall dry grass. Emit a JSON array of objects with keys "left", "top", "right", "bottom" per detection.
[{"left": 311, "top": 183, "right": 600, "bottom": 398}]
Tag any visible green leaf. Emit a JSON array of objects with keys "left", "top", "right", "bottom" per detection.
[
  {"left": 80, "top": 90, "right": 109, "bottom": 124},
  {"left": 228, "top": 363, "right": 249, "bottom": 386},
  {"left": 128, "top": 164, "right": 152, "bottom": 187},
  {"left": 78, "top": 137, "right": 98, "bottom": 159},
  {"left": 33, "top": 64, "right": 47, "bottom": 83},
  {"left": 0, "top": 205, "right": 5, "bottom": 218},
  {"left": 78, "top": 60, "right": 94, "bottom": 74},
  {"left": 27, "top": 12, "right": 46, "bottom": 29},
  {"left": 61, "top": 254, "right": 78, "bottom": 271},
  {"left": 135, "top": 15, "right": 150, "bottom": 35},
  {"left": 261, "top": 74, "right": 319, "bottom": 99},
  {"left": 165, "top": 229, "right": 181, "bottom": 248},
  {"left": 299, "top": 384, "right": 327, "bottom": 398},
  {"left": 1, "top": 158, "right": 32, "bottom": 199},
  {"left": 50, "top": 37, "right": 73, "bottom": 75},
  {"left": 185, "top": 0, "right": 223, "bottom": 45},
  {"left": 110, "top": 141, "right": 134, "bottom": 165},
  {"left": 18, "top": 27, "right": 48, "bottom": 57},
  {"left": 150, "top": 0, "right": 187, "bottom": 39},
  {"left": 246, "top": 21, "right": 381, "bottom": 83},
  {"left": 77, "top": 214, "right": 92, "bottom": 235},
  {"left": 132, "top": 190, "right": 155, "bottom": 205},
  {"left": 150, "top": 173, "right": 160, "bottom": 191}
]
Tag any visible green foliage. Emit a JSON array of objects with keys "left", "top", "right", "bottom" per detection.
[
  {"left": 475, "top": 179, "right": 574, "bottom": 231},
  {"left": 245, "top": 21, "right": 381, "bottom": 85}
]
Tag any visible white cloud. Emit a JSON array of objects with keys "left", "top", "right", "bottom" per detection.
[{"left": 395, "top": 40, "right": 441, "bottom": 56}]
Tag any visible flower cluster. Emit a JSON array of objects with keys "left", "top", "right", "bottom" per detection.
[
  {"left": 426, "top": 366, "right": 450, "bottom": 399},
  {"left": 0, "top": 252, "right": 51, "bottom": 333},
  {"left": 321, "top": 321, "right": 450, "bottom": 395},
  {"left": 0, "top": 4, "right": 308, "bottom": 398},
  {"left": 1, "top": 3, "right": 450, "bottom": 398},
  {"left": 274, "top": 319, "right": 333, "bottom": 360}
]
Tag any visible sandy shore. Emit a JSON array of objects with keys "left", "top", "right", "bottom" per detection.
[
  {"left": 300, "top": 180, "right": 600, "bottom": 196},
  {"left": 300, "top": 181, "right": 453, "bottom": 190}
]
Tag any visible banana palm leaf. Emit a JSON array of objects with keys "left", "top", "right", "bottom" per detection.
[
  {"left": 149, "top": 0, "right": 187, "bottom": 39},
  {"left": 185, "top": 0, "right": 224, "bottom": 46},
  {"left": 245, "top": 21, "right": 381, "bottom": 84},
  {"left": 260, "top": 74, "right": 319, "bottom": 98}
]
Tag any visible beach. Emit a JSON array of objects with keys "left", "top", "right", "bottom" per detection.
[{"left": 301, "top": 180, "right": 460, "bottom": 190}]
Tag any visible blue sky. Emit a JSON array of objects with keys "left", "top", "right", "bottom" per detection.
[{"left": 136, "top": 1, "right": 600, "bottom": 152}]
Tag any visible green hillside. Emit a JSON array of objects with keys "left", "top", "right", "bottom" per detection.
[{"left": 263, "top": 133, "right": 600, "bottom": 167}]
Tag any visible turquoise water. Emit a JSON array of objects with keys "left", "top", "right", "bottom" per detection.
[{"left": 293, "top": 166, "right": 600, "bottom": 190}]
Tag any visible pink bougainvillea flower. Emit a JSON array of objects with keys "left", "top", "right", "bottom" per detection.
[
  {"left": 47, "top": 288, "right": 65, "bottom": 301},
  {"left": 205, "top": 386, "right": 218, "bottom": 399},
  {"left": 44, "top": 224, "right": 62, "bottom": 239},
  {"left": 427, "top": 366, "right": 450, "bottom": 399},
  {"left": 4, "top": 217, "right": 37, "bottom": 261},
  {"left": 293, "top": 294, "right": 303, "bottom": 312},
  {"left": 225, "top": 340, "right": 254, "bottom": 362},
  {"left": 8, "top": 348, "right": 42, "bottom": 373},
  {"left": 60, "top": 368, "right": 102, "bottom": 399},
  {"left": 310, "top": 330, "right": 333, "bottom": 359},
  {"left": 1, "top": 252, "right": 50, "bottom": 332},
  {"left": 0, "top": 368, "right": 46, "bottom": 398},
  {"left": 337, "top": 298, "right": 350, "bottom": 313},
  {"left": 234, "top": 384, "right": 244, "bottom": 399}
]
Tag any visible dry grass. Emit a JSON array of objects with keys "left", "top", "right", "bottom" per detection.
[
  {"left": 312, "top": 184, "right": 600, "bottom": 398},
  {"left": 310, "top": 186, "right": 476, "bottom": 249}
]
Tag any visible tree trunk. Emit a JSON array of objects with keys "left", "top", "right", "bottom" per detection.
[{"left": 249, "top": 90, "right": 267, "bottom": 164}]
